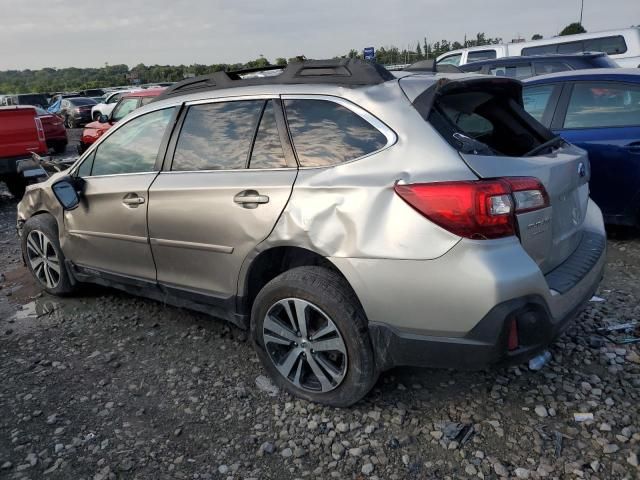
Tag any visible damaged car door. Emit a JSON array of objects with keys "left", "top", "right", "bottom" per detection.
[{"left": 64, "top": 107, "right": 176, "bottom": 280}]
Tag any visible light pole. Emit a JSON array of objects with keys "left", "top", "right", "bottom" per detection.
[{"left": 579, "top": 0, "right": 584, "bottom": 25}]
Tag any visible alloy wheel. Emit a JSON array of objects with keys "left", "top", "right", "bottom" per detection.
[
  {"left": 262, "top": 298, "right": 348, "bottom": 393},
  {"left": 26, "top": 230, "right": 61, "bottom": 289}
]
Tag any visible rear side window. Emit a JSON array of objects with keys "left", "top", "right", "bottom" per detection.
[
  {"left": 563, "top": 82, "right": 640, "bottom": 129},
  {"left": 489, "top": 64, "right": 533, "bottom": 79},
  {"left": 172, "top": 100, "right": 263, "bottom": 171},
  {"left": 522, "top": 35, "right": 627, "bottom": 56},
  {"left": 534, "top": 61, "right": 570, "bottom": 75},
  {"left": 467, "top": 50, "right": 497, "bottom": 62},
  {"left": 284, "top": 99, "right": 387, "bottom": 167},
  {"left": 523, "top": 84, "right": 558, "bottom": 122},
  {"left": 250, "top": 101, "right": 287, "bottom": 169}
]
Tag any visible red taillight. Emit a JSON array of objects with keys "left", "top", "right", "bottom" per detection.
[
  {"left": 34, "top": 117, "right": 46, "bottom": 142},
  {"left": 507, "top": 318, "right": 519, "bottom": 351},
  {"left": 394, "top": 177, "right": 549, "bottom": 240}
]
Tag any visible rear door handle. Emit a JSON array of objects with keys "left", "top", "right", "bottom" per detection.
[
  {"left": 122, "top": 194, "right": 145, "bottom": 207},
  {"left": 234, "top": 190, "right": 269, "bottom": 209}
]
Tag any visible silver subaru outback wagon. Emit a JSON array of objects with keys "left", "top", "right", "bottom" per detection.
[{"left": 17, "top": 59, "right": 606, "bottom": 406}]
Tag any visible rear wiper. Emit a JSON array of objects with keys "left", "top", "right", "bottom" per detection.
[
  {"left": 452, "top": 133, "right": 493, "bottom": 155},
  {"left": 523, "top": 135, "right": 565, "bottom": 157}
]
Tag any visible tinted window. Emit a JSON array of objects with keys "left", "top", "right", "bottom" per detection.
[
  {"left": 557, "top": 41, "right": 583, "bottom": 54},
  {"left": 489, "top": 64, "right": 533, "bottom": 79},
  {"left": 584, "top": 36, "right": 627, "bottom": 55},
  {"left": 523, "top": 85, "right": 557, "bottom": 122},
  {"left": 438, "top": 53, "right": 462, "bottom": 66},
  {"left": 172, "top": 100, "right": 264, "bottom": 171},
  {"left": 564, "top": 82, "right": 640, "bottom": 129},
  {"left": 534, "top": 61, "right": 570, "bottom": 75},
  {"left": 284, "top": 99, "right": 387, "bottom": 167},
  {"left": 442, "top": 107, "right": 494, "bottom": 137},
  {"left": 69, "top": 98, "right": 97, "bottom": 106},
  {"left": 467, "top": 50, "right": 497, "bottom": 62},
  {"left": 90, "top": 108, "right": 174, "bottom": 176},
  {"left": 462, "top": 64, "right": 484, "bottom": 73},
  {"left": 111, "top": 98, "right": 139, "bottom": 122},
  {"left": 522, "top": 44, "right": 558, "bottom": 56},
  {"left": 250, "top": 101, "right": 287, "bottom": 169}
]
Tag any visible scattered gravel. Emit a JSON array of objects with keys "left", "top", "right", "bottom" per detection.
[{"left": 1, "top": 174, "right": 640, "bottom": 478}]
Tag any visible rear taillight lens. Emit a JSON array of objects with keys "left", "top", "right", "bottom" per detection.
[
  {"left": 394, "top": 177, "right": 549, "bottom": 240},
  {"left": 34, "top": 117, "right": 46, "bottom": 142}
]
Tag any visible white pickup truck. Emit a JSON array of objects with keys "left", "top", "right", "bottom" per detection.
[{"left": 90, "top": 89, "right": 141, "bottom": 121}]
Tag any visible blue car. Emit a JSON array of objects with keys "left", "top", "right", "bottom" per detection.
[{"left": 523, "top": 69, "right": 640, "bottom": 227}]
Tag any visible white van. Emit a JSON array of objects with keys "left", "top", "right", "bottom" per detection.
[{"left": 437, "top": 28, "right": 640, "bottom": 68}]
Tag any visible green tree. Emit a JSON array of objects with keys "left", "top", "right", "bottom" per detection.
[
  {"left": 275, "top": 57, "right": 287, "bottom": 66},
  {"left": 560, "top": 23, "right": 586, "bottom": 36},
  {"left": 531, "top": 33, "right": 543, "bottom": 40}
]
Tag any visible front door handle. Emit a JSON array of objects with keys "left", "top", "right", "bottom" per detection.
[
  {"left": 234, "top": 190, "right": 269, "bottom": 209},
  {"left": 122, "top": 194, "right": 145, "bottom": 207}
]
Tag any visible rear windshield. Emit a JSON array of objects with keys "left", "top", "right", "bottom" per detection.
[
  {"left": 16, "top": 95, "right": 48, "bottom": 107},
  {"left": 416, "top": 83, "right": 554, "bottom": 157}
]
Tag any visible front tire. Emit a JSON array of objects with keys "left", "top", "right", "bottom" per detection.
[
  {"left": 251, "top": 266, "right": 377, "bottom": 407},
  {"left": 22, "top": 215, "right": 76, "bottom": 296}
]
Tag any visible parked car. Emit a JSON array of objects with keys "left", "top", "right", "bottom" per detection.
[
  {"left": 59, "top": 97, "right": 98, "bottom": 128},
  {"left": 79, "top": 89, "right": 164, "bottom": 152},
  {"left": 0, "top": 106, "right": 48, "bottom": 198},
  {"left": 17, "top": 60, "right": 606, "bottom": 406},
  {"left": 460, "top": 52, "right": 618, "bottom": 79},
  {"left": 523, "top": 68, "right": 640, "bottom": 228},
  {"left": 79, "top": 88, "right": 105, "bottom": 97},
  {"left": 34, "top": 107, "right": 68, "bottom": 154},
  {"left": 437, "top": 27, "right": 640, "bottom": 68},
  {"left": 1, "top": 93, "right": 49, "bottom": 108},
  {"left": 91, "top": 89, "right": 142, "bottom": 121}
]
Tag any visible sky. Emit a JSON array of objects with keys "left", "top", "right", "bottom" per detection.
[{"left": 0, "top": 0, "right": 637, "bottom": 70}]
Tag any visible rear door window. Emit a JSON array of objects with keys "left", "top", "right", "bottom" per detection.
[
  {"left": 249, "top": 101, "right": 287, "bottom": 169},
  {"left": 523, "top": 84, "right": 558, "bottom": 122},
  {"left": 284, "top": 99, "right": 387, "bottom": 167},
  {"left": 467, "top": 50, "right": 497, "bottom": 62},
  {"left": 563, "top": 82, "right": 640, "bottom": 129},
  {"left": 171, "top": 100, "right": 264, "bottom": 171}
]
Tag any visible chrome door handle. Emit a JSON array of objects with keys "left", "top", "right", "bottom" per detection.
[
  {"left": 122, "top": 195, "right": 145, "bottom": 207},
  {"left": 234, "top": 190, "right": 269, "bottom": 208}
]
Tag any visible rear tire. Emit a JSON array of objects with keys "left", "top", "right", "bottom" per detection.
[
  {"left": 21, "top": 214, "right": 77, "bottom": 296},
  {"left": 251, "top": 266, "right": 378, "bottom": 407}
]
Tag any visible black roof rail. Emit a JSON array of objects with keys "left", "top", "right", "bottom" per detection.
[
  {"left": 405, "top": 59, "right": 463, "bottom": 74},
  {"left": 154, "top": 59, "right": 395, "bottom": 101}
]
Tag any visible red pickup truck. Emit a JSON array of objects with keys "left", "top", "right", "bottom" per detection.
[{"left": 0, "top": 106, "right": 48, "bottom": 198}]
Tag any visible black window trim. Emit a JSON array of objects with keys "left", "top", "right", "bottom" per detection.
[
  {"left": 162, "top": 96, "right": 298, "bottom": 173},
  {"left": 280, "top": 94, "right": 397, "bottom": 169},
  {"left": 552, "top": 80, "right": 640, "bottom": 131}
]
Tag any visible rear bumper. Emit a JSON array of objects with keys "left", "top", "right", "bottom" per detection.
[{"left": 330, "top": 199, "right": 606, "bottom": 371}]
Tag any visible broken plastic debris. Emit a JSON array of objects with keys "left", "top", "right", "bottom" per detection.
[
  {"left": 589, "top": 296, "right": 605, "bottom": 302},
  {"left": 573, "top": 412, "right": 594, "bottom": 422},
  {"left": 528, "top": 350, "right": 551, "bottom": 371}
]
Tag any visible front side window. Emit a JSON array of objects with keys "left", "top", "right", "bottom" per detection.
[
  {"left": 467, "top": 50, "right": 497, "bottom": 62},
  {"left": 563, "top": 82, "right": 640, "bottom": 129},
  {"left": 437, "top": 53, "right": 462, "bottom": 66},
  {"left": 111, "top": 98, "right": 139, "bottom": 122},
  {"left": 489, "top": 64, "right": 533, "bottom": 79},
  {"left": 523, "top": 84, "right": 558, "bottom": 122},
  {"left": 172, "top": 100, "right": 264, "bottom": 171},
  {"left": 89, "top": 107, "right": 175, "bottom": 176},
  {"left": 284, "top": 99, "right": 387, "bottom": 167}
]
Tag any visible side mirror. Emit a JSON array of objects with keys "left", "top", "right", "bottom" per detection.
[
  {"left": 52, "top": 177, "right": 81, "bottom": 210},
  {"left": 98, "top": 114, "right": 109, "bottom": 123}
]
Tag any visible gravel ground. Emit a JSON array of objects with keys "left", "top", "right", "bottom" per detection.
[{"left": 1, "top": 136, "right": 639, "bottom": 479}]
